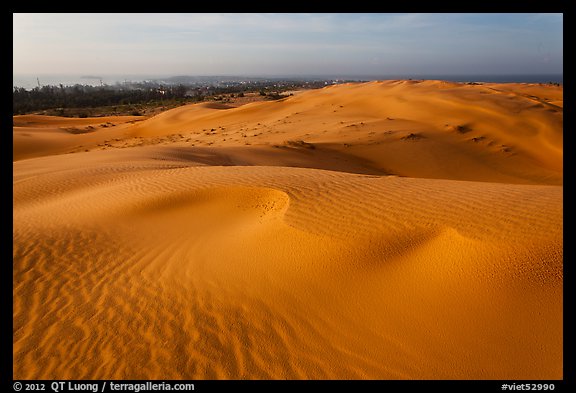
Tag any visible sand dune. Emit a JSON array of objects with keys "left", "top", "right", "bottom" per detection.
[
  {"left": 14, "top": 80, "right": 562, "bottom": 184},
  {"left": 13, "top": 80, "right": 562, "bottom": 379},
  {"left": 13, "top": 115, "right": 143, "bottom": 161}
]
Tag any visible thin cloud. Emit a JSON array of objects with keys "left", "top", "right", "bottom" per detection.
[{"left": 13, "top": 13, "right": 563, "bottom": 76}]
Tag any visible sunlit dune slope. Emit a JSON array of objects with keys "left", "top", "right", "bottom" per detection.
[
  {"left": 13, "top": 80, "right": 563, "bottom": 380},
  {"left": 13, "top": 115, "right": 143, "bottom": 161},
  {"left": 13, "top": 148, "right": 562, "bottom": 379},
  {"left": 13, "top": 80, "right": 562, "bottom": 184}
]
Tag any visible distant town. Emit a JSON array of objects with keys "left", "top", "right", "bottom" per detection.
[
  {"left": 13, "top": 76, "right": 358, "bottom": 116},
  {"left": 13, "top": 74, "right": 562, "bottom": 117}
]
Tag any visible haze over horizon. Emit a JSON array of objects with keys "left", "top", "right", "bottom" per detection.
[{"left": 13, "top": 13, "right": 562, "bottom": 77}]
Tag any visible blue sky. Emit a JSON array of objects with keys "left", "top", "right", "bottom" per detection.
[{"left": 13, "top": 13, "right": 563, "bottom": 76}]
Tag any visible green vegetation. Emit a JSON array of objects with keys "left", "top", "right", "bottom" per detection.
[
  {"left": 13, "top": 84, "right": 198, "bottom": 116},
  {"left": 13, "top": 78, "right": 348, "bottom": 117}
]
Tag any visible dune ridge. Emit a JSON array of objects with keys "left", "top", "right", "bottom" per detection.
[{"left": 13, "top": 80, "right": 562, "bottom": 379}]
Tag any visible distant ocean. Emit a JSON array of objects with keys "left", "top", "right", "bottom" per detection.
[
  {"left": 327, "top": 74, "right": 564, "bottom": 84},
  {"left": 12, "top": 74, "right": 167, "bottom": 90},
  {"left": 13, "top": 73, "right": 563, "bottom": 90}
]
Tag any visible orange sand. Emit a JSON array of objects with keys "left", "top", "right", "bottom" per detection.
[{"left": 13, "top": 80, "right": 562, "bottom": 379}]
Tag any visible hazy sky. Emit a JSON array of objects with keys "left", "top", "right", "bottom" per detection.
[{"left": 13, "top": 13, "right": 563, "bottom": 76}]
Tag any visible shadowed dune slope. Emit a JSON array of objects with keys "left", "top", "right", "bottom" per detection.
[{"left": 13, "top": 81, "right": 562, "bottom": 379}]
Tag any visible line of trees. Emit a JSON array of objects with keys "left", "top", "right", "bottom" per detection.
[
  {"left": 13, "top": 84, "right": 193, "bottom": 115},
  {"left": 13, "top": 79, "right": 343, "bottom": 115}
]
